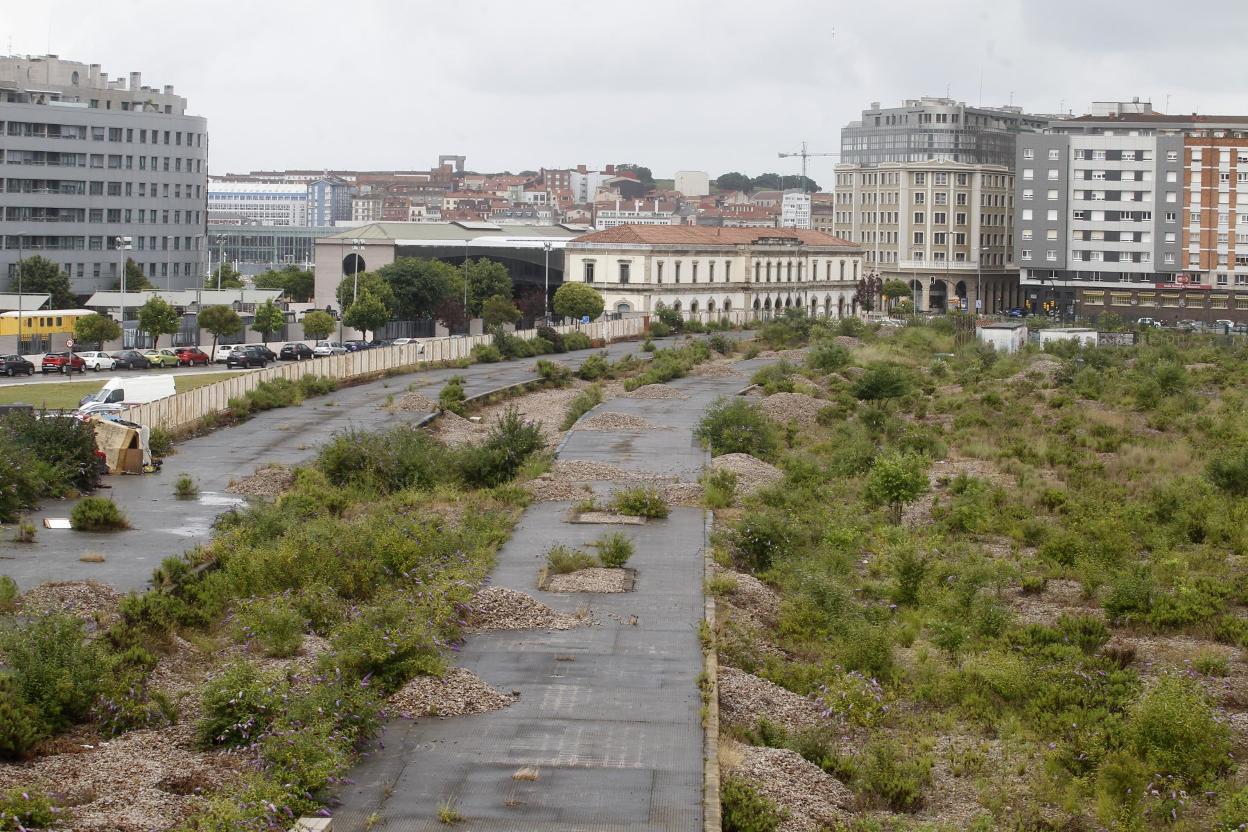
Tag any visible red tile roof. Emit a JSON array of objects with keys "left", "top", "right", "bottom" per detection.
[{"left": 571, "top": 225, "right": 858, "bottom": 248}]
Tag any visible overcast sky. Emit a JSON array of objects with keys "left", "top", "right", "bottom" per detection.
[{"left": 3, "top": 0, "right": 1244, "bottom": 184}]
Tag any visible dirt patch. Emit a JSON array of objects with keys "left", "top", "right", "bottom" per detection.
[
  {"left": 387, "top": 391, "right": 438, "bottom": 412},
  {"left": 1007, "top": 579, "right": 1102, "bottom": 625},
  {"left": 626, "top": 384, "right": 688, "bottom": 400},
  {"left": 17, "top": 580, "right": 120, "bottom": 621},
  {"left": 658, "top": 481, "right": 704, "bottom": 506},
  {"left": 466, "top": 586, "right": 588, "bottom": 632},
  {"left": 388, "top": 667, "right": 516, "bottom": 718},
  {"left": 834, "top": 336, "right": 862, "bottom": 350},
  {"left": 759, "top": 392, "right": 826, "bottom": 427},
  {"left": 722, "top": 740, "right": 854, "bottom": 832},
  {"left": 718, "top": 667, "right": 829, "bottom": 733},
  {"left": 226, "top": 464, "right": 295, "bottom": 498},
  {"left": 755, "top": 348, "right": 810, "bottom": 362},
  {"left": 432, "top": 410, "right": 488, "bottom": 447},
  {"left": 578, "top": 411, "right": 664, "bottom": 432},
  {"left": 691, "top": 361, "right": 744, "bottom": 379},
  {"left": 711, "top": 453, "right": 783, "bottom": 495},
  {"left": 544, "top": 568, "right": 633, "bottom": 593},
  {"left": 712, "top": 566, "right": 781, "bottom": 626},
  {"left": 1008, "top": 356, "right": 1063, "bottom": 384}
]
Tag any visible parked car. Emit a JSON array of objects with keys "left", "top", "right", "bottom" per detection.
[
  {"left": 78, "top": 375, "right": 176, "bottom": 415},
  {"left": 1136, "top": 317, "right": 1163, "bottom": 329},
  {"left": 279, "top": 342, "right": 315, "bottom": 361},
  {"left": 343, "top": 340, "right": 369, "bottom": 352},
  {"left": 143, "top": 348, "right": 180, "bottom": 368},
  {"left": 1007, "top": 308, "right": 1024, "bottom": 318},
  {"left": 111, "top": 350, "right": 151, "bottom": 370},
  {"left": 225, "top": 345, "right": 269, "bottom": 369},
  {"left": 41, "top": 352, "right": 87, "bottom": 374},
  {"left": 0, "top": 354, "right": 35, "bottom": 377},
  {"left": 390, "top": 338, "right": 425, "bottom": 354},
  {"left": 312, "top": 340, "right": 347, "bottom": 356},
  {"left": 175, "top": 347, "right": 211, "bottom": 366},
  {"left": 368, "top": 339, "right": 393, "bottom": 348},
  {"left": 213, "top": 345, "right": 236, "bottom": 364},
  {"left": 1233, "top": 323, "right": 1248, "bottom": 334},
  {"left": 78, "top": 351, "right": 117, "bottom": 372},
  {"left": 1213, "top": 319, "right": 1234, "bottom": 333}
]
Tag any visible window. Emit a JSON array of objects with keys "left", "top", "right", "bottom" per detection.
[
  {"left": 933, "top": 212, "right": 946, "bottom": 224},
  {"left": 914, "top": 193, "right": 925, "bottom": 204},
  {"left": 1023, "top": 148, "right": 1035, "bottom": 160},
  {"left": 914, "top": 212, "right": 925, "bottom": 224},
  {"left": 1165, "top": 232, "right": 1177, "bottom": 243},
  {"left": 913, "top": 232, "right": 925, "bottom": 244},
  {"left": 1073, "top": 209, "right": 1086, "bottom": 220},
  {"left": 1021, "top": 249, "right": 1032, "bottom": 260},
  {"left": 1022, "top": 168, "right": 1035, "bottom": 180},
  {"left": 955, "top": 212, "right": 967, "bottom": 224},
  {"left": 1166, "top": 150, "right": 1178, "bottom": 162},
  {"left": 1047, "top": 209, "right": 1058, "bottom": 221},
  {"left": 1166, "top": 171, "right": 1178, "bottom": 183},
  {"left": 1166, "top": 191, "right": 1177, "bottom": 203},
  {"left": 1047, "top": 189, "right": 1059, "bottom": 200},
  {"left": 1021, "top": 229, "right": 1033, "bottom": 240},
  {"left": 1048, "top": 148, "right": 1060, "bottom": 161},
  {"left": 1165, "top": 212, "right": 1176, "bottom": 223},
  {"left": 619, "top": 262, "right": 630, "bottom": 284},
  {"left": 583, "top": 261, "right": 595, "bottom": 282},
  {"left": 1022, "top": 189, "right": 1034, "bottom": 200},
  {"left": 1045, "top": 249, "right": 1057, "bottom": 261},
  {"left": 1048, "top": 169, "right": 1060, "bottom": 180},
  {"left": 1046, "top": 230, "right": 1058, "bottom": 240}
]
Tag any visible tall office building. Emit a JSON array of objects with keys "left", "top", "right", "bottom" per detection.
[
  {"left": 841, "top": 97, "right": 1048, "bottom": 167},
  {"left": 0, "top": 55, "right": 209, "bottom": 296}
]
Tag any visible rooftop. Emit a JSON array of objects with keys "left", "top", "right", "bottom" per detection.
[
  {"left": 570, "top": 225, "right": 857, "bottom": 248},
  {"left": 322, "top": 221, "right": 593, "bottom": 243}
]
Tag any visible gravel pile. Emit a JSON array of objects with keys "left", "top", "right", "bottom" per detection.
[
  {"left": 1009, "top": 356, "right": 1063, "bottom": 383},
  {"left": 833, "top": 336, "right": 862, "bottom": 349},
  {"left": 226, "top": 464, "right": 295, "bottom": 498},
  {"left": 434, "top": 411, "right": 488, "bottom": 446},
  {"left": 522, "top": 476, "right": 595, "bottom": 502},
  {"left": 659, "top": 482, "right": 704, "bottom": 506},
  {"left": 718, "top": 667, "right": 829, "bottom": 732},
  {"left": 724, "top": 741, "right": 854, "bottom": 832},
  {"left": 550, "top": 460, "right": 674, "bottom": 482},
  {"left": 756, "top": 348, "right": 810, "bottom": 362},
  {"left": 17, "top": 580, "right": 120, "bottom": 620},
  {"left": 389, "top": 391, "right": 438, "bottom": 412},
  {"left": 389, "top": 667, "right": 516, "bottom": 718},
  {"left": 711, "top": 453, "right": 783, "bottom": 495},
  {"left": 691, "top": 362, "right": 743, "bottom": 378},
  {"left": 578, "top": 411, "right": 664, "bottom": 432},
  {"left": 546, "top": 568, "right": 632, "bottom": 593},
  {"left": 759, "top": 392, "right": 826, "bottom": 427},
  {"left": 712, "top": 566, "right": 781, "bottom": 624},
  {"left": 626, "top": 384, "right": 689, "bottom": 400},
  {"left": 466, "top": 586, "right": 588, "bottom": 631}
]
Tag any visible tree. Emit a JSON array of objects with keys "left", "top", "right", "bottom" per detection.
[
  {"left": 553, "top": 283, "right": 604, "bottom": 321},
  {"left": 136, "top": 297, "right": 180, "bottom": 348},
  {"left": 301, "top": 309, "right": 336, "bottom": 340},
  {"left": 864, "top": 451, "right": 930, "bottom": 522},
  {"left": 464, "top": 258, "right": 512, "bottom": 316},
  {"left": 253, "top": 265, "right": 314, "bottom": 302},
  {"left": 113, "top": 258, "right": 153, "bottom": 291},
  {"left": 336, "top": 270, "right": 395, "bottom": 314},
  {"left": 616, "top": 163, "right": 655, "bottom": 189},
  {"left": 881, "top": 279, "right": 912, "bottom": 310},
  {"left": 377, "top": 257, "right": 461, "bottom": 320},
  {"left": 343, "top": 290, "right": 390, "bottom": 341},
  {"left": 750, "top": 172, "right": 784, "bottom": 191},
  {"left": 715, "top": 172, "right": 753, "bottom": 192},
  {"left": 73, "top": 313, "right": 121, "bottom": 348},
  {"left": 482, "top": 294, "right": 521, "bottom": 329},
  {"left": 515, "top": 287, "right": 546, "bottom": 319},
  {"left": 433, "top": 297, "right": 468, "bottom": 332},
  {"left": 199, "top": 305, "right": 241, "bottom": 360},
  {"left": 10, "top": 255, "right": 74, "bottom": 309},
  {"left": 250, "top": 299, "right": 286, "bottom": 345},
  {"left": 205, "top": 262, "right": 244, "bottom": 290}
]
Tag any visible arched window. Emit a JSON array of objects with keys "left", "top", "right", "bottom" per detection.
[
  {"left": 826, "top": 260, "right": 831, "bottom": 280},
  {"left": 765, "top": 262, "right": 771, "bottom": 282},
  {"left": 754, "top": 262, "right": 760, "bottom": 282},
  {"left": 753, "top": 297, "right": 761, "bottom": 310},
  {"left": 797, "top": 261, "right": 803, "bottom": 281},
  {"left": 853, "top": 261, "right": 859, "bottom": 279},
  {"left": 839, "top": 260, "right": 846, "bottom": 279},
  {"left": 674, "top": 261, "right": 682, "bottom": 283},
  {"left": 690, "top": 300, "right": 699, "bottom": 313},
  {"left": 673, "top": 300, "right": 682, "bottom": 311},
  {"left": 723, "top": 299, "right": 732, "bottom": 313},
  {"left": 707, "top": 299, "right": 716, "bottom": 312},
  {"left": 616, "top": 301, "right": 632, "bottom": 313},
  {"left": 786, "top": 262, "right": 793, "bottom": 281}
]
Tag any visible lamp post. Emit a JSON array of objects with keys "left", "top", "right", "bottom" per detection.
[
  {"left": 116, "top": 236, "right": 132, "bottom": 347},
  {"left": 350, "top": 238, "right": 364, "bottom": 306},
  {"left": 214, "top": 235, "right": 227, "bottom": 290},
  {"left": 976, "top": 245, "right": 985, "bottom": 318},
  {"left": 15, "top": 238, "right": 23, "bottom": 356},
  {"left": 542, "top": 241, "right": 552, "bottom": 321}
]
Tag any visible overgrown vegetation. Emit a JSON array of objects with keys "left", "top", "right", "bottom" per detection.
[{"left": 0, "top": 411, "right": 101, "bottom": 521}]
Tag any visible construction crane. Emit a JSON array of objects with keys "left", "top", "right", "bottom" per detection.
[{"left": 777, "top": 141, "right": 841, "bottom": 191}]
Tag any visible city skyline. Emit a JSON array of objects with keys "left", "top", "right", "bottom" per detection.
[{"left": 2, "top": 0, "right": 1243, "bottom": 180}]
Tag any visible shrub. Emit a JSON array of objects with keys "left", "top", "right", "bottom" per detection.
[
  {"left": 174, "top": 473, "right": 198, "bottom": 498},
  {"left": 0, "top": 443, "right": 43, "bottom": 523},
  {"left": 1216, "top": 786, "right": 1248, "bottom": 831},
  {"left": 729, "top": 512, "right": 794, "bottom": 573},
  {"left": 858, "top": 738, "right": 932, "bottom": 812},
  {"left": 0, "top": 614, "right": 103, "bottom": 733},
  {"left": 594, "top": 532, "right": 634, "bottom": 568},
  {"left": 235, "top": 597, "right": 306, "bottom": 658},
  {"left": 807, "top": 341, "right": 851, "bottom": 373},
  {"left": 816, "top": 669, "right": 890, "bottom": 729},
  {"left": 751, "top": 362, "right": 797, "bottom": 394},
  {"left": 0, "top": 577, "right": 16, "bottom": 612},
  {"left": 611, "top": 487, "right": 670, "bottom": 519},
  {"left": 0, "top": 788, "right": 56, "bottom": 830},
  {"left": 470, "top": 343, "right": 502, "bottom": 363},
  {"left": 438, "top": 375, "right": 468, "bottom": 415},
  {"left": 546, "top": 545, "right": 597, "bottom": 575},
  {"left": 1193, "top": 650, "right": 1231, "bottom": 677},
  {"left": 695, "top": 397, "right": 781, "bottom": 461},
  {"left": 1128, "top": 673, "right": 1231, "bottom": 786},
  {"left": 246, "top": 377, "right": 303, "bottom": 411},
  {"left": 642, "top": 336, "right": 657, "bottom": 352},
  {"left": 562, "top": 331, "right": 592, "bottom": 351},
  {"left": 93, "top": 673, "right": 177, "bottom": 737},
  {"left": 324, "top": 594, "right": 444, "bottom": 691},
  {"left": 708, "top": 333, "right": 734, "bottom": 355},
  {"left": 536, "top": 325, "right": 565, "bottom": 352},
  {"left": 576, "top": 353, "right": 611, "bottom": 381},
  {"left": 297, "top": 375, "right": 337, "bottom": 397},
  {"left": 0, "top": 674, "right": 44, "bottom": 760},
  {"left": 535, "top": 359, "right": 573, "bottom": 387},
  {"left": 721, "top": 777, "right": 784, "bottom": 832},
  {"left": 455, "top": 406, "right": 545, "bottom": 488},
  {"left": 319, "top": 425, "right": 449, "bottom": 494},
  {"left": 70, "top": 496, "right": 129, "bottom": 531},
  {"left": 852, "top": 364, "right": 913, "bottom": 400},
  {"left": 864, "top": 451, "right": 929, "bottom": 522},
  {"left": 1208, "top": 445, "right": 1248, "bottom": 496},
  {"left": 562, "top": 383, "right": 604, "bottom": 430},
  {"left": 701, "top": 468, "right": 737, "bottom": 509},
  {"left": 2, "top": 410, "right": 100, "bottom": 492},
  {"left": 890, "top": 546, "right": 928, "bottom": 606},
  {"left": 148, "top": 427, "right": 174, "bottom": 457},
  {"left": 196, "top": 661, "right": 284, "bottom": 749}
]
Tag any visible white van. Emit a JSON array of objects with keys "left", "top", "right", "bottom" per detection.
[{"left": 78, "top": 375, "right": 176, "bottom": 415}]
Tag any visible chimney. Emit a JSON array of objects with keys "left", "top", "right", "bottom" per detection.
[
  {"left": 129, "top": 71, "right": 141, "bottom": 91},
  {"left": 577, "top": 164, "right": 587, "bottom": 174},
  {"left": 164, "top": 84, "right": 173, "bottom": 94},
  {"left": 606, "top": 164, "right": 615, "bottom": 175}
]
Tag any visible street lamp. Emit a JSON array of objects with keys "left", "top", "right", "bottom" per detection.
[
  {"left": 976, "top": 245, "right": 986, "bottom": 317},
  {"left": 15, "top": 238, "right": 23, "bottom": 356},
  {"left": 116, "top": 236, "right": 132, "bottom": 346},
  {"left": 350, "top": 239, "right": 365, "bottom": 306},
  {"left": 215, "top": 235, "right": 227, "bottom": 290},
  {"left": 542, "top": 241, "right": 553, "bottom": 321},
  {"left": 463, "top": 238, "right": 470, "bottom": 332}
]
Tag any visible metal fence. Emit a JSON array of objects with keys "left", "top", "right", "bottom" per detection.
[{"left": 121, "top": 317, "right": 645, "bottom": 433}]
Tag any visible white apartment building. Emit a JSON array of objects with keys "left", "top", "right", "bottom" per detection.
[
  {"left": 207, "top": 181, "right": 309, "bottom": 227},
  {"left": 832, "top": 160, "right": 1019, "bottom": 312},
  {"left": 594, "top": 199, "right": 677, "bottom": 229},
  {"left": 780, "top": 191, "right": 812, "bottom": 229},
  {"left": 674, "top": 170, "right": 710, "bottom": 197},
  {"left": 563, "top": 225, "right": 863, "bottom": 318}
]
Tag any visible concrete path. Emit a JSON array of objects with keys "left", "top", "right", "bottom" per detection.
[
  {"left": 329, "top": 363, "right": 764, "bottom": 831},
  {"left": 0, "top": 337, "right": 667, "bottom": 592}
]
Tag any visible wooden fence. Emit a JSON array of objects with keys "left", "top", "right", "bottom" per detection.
[{"left": 122, "top": 317, "right": 645, "bottom": 433}]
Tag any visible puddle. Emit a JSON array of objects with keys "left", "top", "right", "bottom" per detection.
[
  {"left": 197, "top": 492, "right": 247, "bottom": 508},
  {"left": 166, "top": 522, "right": 214, "bottom": 538}
]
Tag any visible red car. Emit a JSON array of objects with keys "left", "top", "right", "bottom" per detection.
[
  {"left": 175, "top": 347, "right": 211, "bottom": 366},
  {"left": 41, "top": 352, "right": 87, "bottom": 374}
]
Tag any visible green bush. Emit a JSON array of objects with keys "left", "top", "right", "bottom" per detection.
[
  {"left": 751, "top": 362, "right": 797, "bottom": 394},
  {"left": 708, "top": 333, "right": 734, "bottom": 355},
  {"left": 701, "top": 468, "right": 737, "bottom": 509},
  {"left": 324, "top": 593, "right": 444, "bottom": 691},
  {"left": 642, "top": 336, "right": 657, "bottom": 351},
  {"left": 576, "top": 353, "right": 611, "bottom": 381},
  {"left": 863, "top": 451, "right": 929, "bottom": 522},
  {"left": 546, "top": 544, "right": 597, "bottom": 574},
  {"left": 806, "top": 341, "right": 851, "bottom": 373},
  {"left": 174, "top": 473, "right": 198, "bottom": 498},
  {"left": 148, "top": 427, "right": 174, "bottom": 457},
  {"left": 438, "top": 375, "right": 468, "bottom": 416},
  {"left": 852, "top": 363, "right": 913, "bottom": 400},
  {"left": 70, "top": 496, "right": 129, "bottom": 531},
  {"left": 1, "top": 410, "right": 100, "bottom": 493},
  {"left": 593, "top": 532, "right": 634, "bottom": 568},
  {"left": 0, "top": 788, "right": 56, "bottom": 830},
  {"left": 92, "top": 672, "right": 177, "bottom": 737},
  {"left": 0, "top": 441, "right": 43, "bottom": 523},
  {"left": 297, "top": 374, "right": 337, "bottom": 397},
  {"left": 536, "top": 325, "right": 565, "bottom": 352},
  {"left": 611, "top": 486, "right": 670, "bottom": 518},
  {"left": 455, "top": 405, "right": 545, "bottom": 488},
  {"left": 196, "top": 661, "right": 285, "bottom": 749},
  {"left": 235, "top": 596, "right": 306, "bottom": 658},
  {"left": 563, "top": 331, "right": 592, "bottom": 351},
  {"left": 0, "top": 614, "right": 103, "bottom": 733},
  {"left": 721, "top": 777, "right": 784, "bottom": 832},
  {"left": 562, "top": 383, "right": 604, "bottom": 430},
  {"left": 1128, "top": 673, "right": 1231, "bottom": 786},
  {"left": 470, "top": 343, "right": 503, "bottom": 363},
  {"left": 858, "top": 738, "right": 932, "bottom": 812},
  {"left": 0, "top": 577, "right": 16, "bottom": 613},
  {"left": 1216, "top": 786, "right": 1248, "bottom": 831},
  {"left": 0, "top": 674, "right": 44, "bottom": 760},
  {"left": 695, "top": 397, "right": 781, "bottom": 461},
  {"left": 319, "top": 425, "right": 450, "bottom": 494},
  {"left": 729, "top": 511, "right": 794, "bottom": 573},
  {"left": 535, "top": 359, "right": 573, "bottom": 386},
  {"left": 1208, "top": 445, "right": 1248, "bottom": 496}
]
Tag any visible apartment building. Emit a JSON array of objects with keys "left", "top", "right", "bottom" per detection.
[
  {"left": 832, "top": 160, "right": 1019, "bottom": 312},
  {"left": 0, "top": 55, "right": 209, "bottom": 294},
  {"left": 207, "top": 182, "right": 309, "bottom": 227},
  {"left": 593, "top": 198, "right": 677, "bottom": 229},
  {"left": 780, "top": 191, "right": 812, "bottom": 229},
  {"left": 1011, "top": 100, "right": 1248, "bottom": 322},
  {"left": 564, "top": 225, "right": 863, "bottom": 318}
]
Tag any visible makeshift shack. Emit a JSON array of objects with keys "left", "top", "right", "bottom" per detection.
[{"left": 92, "top": 416, "right": 151, "bottom": 474}]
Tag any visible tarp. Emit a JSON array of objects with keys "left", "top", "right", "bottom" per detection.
[{"left": 92, "top": 417, "right": 151, "bottom": 473}]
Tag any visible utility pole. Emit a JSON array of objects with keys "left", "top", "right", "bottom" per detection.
[
  {"left": 15, "top": 239, "right": 23, "bottom": 355},
  {"left": 215, "top": 236, "right": 226, "bottom": 290},
  {"left": 542, "top": 241, "right": 552, "bottom": 321},
  {"left": 116, "top": 236, "right": 132, "bottom": 346}
]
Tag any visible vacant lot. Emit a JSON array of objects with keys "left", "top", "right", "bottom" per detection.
[{"left": 0, "top": 371, "right": 242, "bottom": 410}]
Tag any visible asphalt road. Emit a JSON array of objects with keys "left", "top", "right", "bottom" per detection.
[{"left": 1, "top": 336, "right": 674, "bottom": 592}]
